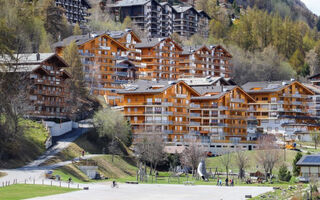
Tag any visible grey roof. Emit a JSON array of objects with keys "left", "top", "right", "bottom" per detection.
[
  {"left": 53, "top": 34, "right": 95, "bottom": 48},
  {"left": 303, "top": 83, "right": 320, "bottom": 94},
  {"left": 135, "top": 38, "right": 163, "bottom": 48},
  {"left": 181, "top": 45, "right": 205, "bottom": 55},
  {"left": 53, "top": 30, "right": 131, "bottom": 48},
  {"left": 297, "top": 154, "right": 320, "bottom": 166},
  {"left": 179, "top": 76, "right": 230, "bottom": 87},
  {"left": 172, "top": 5, "right": 193, "bottom": 13},
  {"left": 191, "top": 92, "right": 227, "bottom": 100},
  {"left": 110, "top": 0, "right": 150, "bottom": 7},
  {"left": 0, "top": 53, "right": 56, "bottom": 64},
  {"left": 117, "top": 80, "right": 177, "bottom": 94},
  {"left": 0, "top": 53, "right": 63, "bottom": 72},
  {"left": 242, "top": 80, "right": 294, "bottom": 93},
  {"left": 191, "top": 85, "right": 236, "bottom": 96}
]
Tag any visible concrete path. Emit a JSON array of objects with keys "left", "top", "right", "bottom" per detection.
[
  {"left": 27, "top": 183, "right": 273, "bottom": 200},
  {"left": 0, "top": 123, "right": 93, "bottom": 184}
]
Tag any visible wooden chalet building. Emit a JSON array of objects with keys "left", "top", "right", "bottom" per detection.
[
  {"left": 2, "top": 53, "right": 71, "bottom": 119},
  {"left": 53, "top": 30, "right": 140, "bottom": 95},
  {"left": 242, "top": 80, "right": 320, "bottom": 139},
  {"left": 179, "top": 45, "right": 232, "bottom": 78},
  {"left": 136, "top": 37, "right": 183, "bottom": 80}
]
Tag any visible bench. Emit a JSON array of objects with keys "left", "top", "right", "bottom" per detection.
[
  {"left": 126, "top": 181, "right": 139, "bottom": 184},
  {"left": 183, "top": 181, "right": 195, "bottom": 185}
]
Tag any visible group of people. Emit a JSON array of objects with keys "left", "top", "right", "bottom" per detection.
[{"left": 216, "top": 178, "right": 234, "bottom": 186}]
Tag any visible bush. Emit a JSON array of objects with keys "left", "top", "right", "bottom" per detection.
[
  {"left": 292, "top": 152, "right": 303, "bottom": 176},
  {"left": 278, "top": 164, "right": 292, "bottom": 182}
]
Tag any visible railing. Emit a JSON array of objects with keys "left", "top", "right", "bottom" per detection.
[
  {"left": 190, "top": 122, "right": 200, "bottom": 126},
  {"left": 190, "top": 113, "right": 201, "bottom": 117},
  {"left": 231, "top": 98, "right": 245, "bottom": 103}
]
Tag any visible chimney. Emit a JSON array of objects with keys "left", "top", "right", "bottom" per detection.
[{"left": 36, "top": 53, "right": 40, "bottom": 61}]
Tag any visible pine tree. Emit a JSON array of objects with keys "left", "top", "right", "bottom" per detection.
[
  {"left": 292, "top": 152, "right": 302, "bottom": 177},
  {"left": 73, "top": 23, "right": 82, "bottom": 35},
  {"left": 278, "top": 165, "right": 292, "bottom": 182},
  {"left": 63, "top": 41, "right": 88, "bottom": 118},
  {"left": 289, "top": 49, "right": 305, "bottom": 75}
]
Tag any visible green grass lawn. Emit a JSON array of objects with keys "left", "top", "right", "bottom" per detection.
[
  {"left": 0, "top": 184, "right": 78, "bottom": 200},
  {"left": 206, "top": 149, "right": 298, "bottom": 174}
]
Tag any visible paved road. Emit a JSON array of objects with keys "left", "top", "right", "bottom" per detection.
[
  {"left": 28, "top": 183, "right": 273, "bottom": 200},
  {"left": 0, "top": 125, "right": 92, "bottom": 184}
]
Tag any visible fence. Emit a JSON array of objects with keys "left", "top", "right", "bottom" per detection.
[{"left": 0, "top": 178, "right": 87, "bottom": 190}]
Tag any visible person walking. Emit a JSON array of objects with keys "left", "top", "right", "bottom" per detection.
[
  {"left": 225, "top": 178, "right": 228, "bottom": 186},
  {"left": 231, "top": 179, "right": 234, "bottom": 186},
  {"left": 216, "top": 179, "right": 219, "bottom": 186},
  {"left": 219, "top": 179, "right": 222, "bottom": 186}
]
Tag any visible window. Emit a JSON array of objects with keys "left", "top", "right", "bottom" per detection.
[
  {"left": 127, "top": 98, "right": 131, "bottom": 103},
  {"left": 262, "top": 97, "right": 268, "bottom": 101},
  {"left": 127, "top": 108, "right": 131, "bottom": 112}
]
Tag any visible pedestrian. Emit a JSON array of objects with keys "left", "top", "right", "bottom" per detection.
[
  {"left": 82, "top": 150, "right": 85, "bottom": 157},
  {"left": 68, "top": 177, "right": 72, "bottom": 183},
  {"left": 231, "top": 179, "right": 234, "bottom": 186},
  {"left": 219, "top": 179, "right": 222, "bottom": 186},
  {"left": 217, "top": 179, "right": 219, "bottom": 186},
  {"left": 225, "top": 178, "right": 228, "bottom": 186}
]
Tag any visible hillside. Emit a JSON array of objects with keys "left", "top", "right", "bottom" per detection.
[{"left": 233, "top": 0, "right": 318, "bottom": 28}]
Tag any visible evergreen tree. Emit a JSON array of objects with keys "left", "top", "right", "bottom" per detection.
[
  {"left": 292, "top": 152, "right": 303, "bottom": 177},
  {"left": 73, "top": 23, "right": 82, "bottom": 35},
  {"left": 63, "top": 41, "right": 88, "bottom": 119},
  {"left": 289, "top": 49, "right": 305, "bottom": 75},
  {"left": 39, "top": 27, "right": 51, "bottom": 53},
  {"left": 278, "top": 165, "right": 292, "bottom": 182}
]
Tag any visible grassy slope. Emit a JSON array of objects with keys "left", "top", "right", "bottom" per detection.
[
  {"left": 0, "top": 120, "right": 48, "bottom": 168},
  {"left": 49, "top": 132, "right": 138, "bottom": 183},
  {"left": 0, "top": 184, "right": 78, "bottom": 200},
  {"left": 206, "top": 149, "right": 297, "bottom": 174}
]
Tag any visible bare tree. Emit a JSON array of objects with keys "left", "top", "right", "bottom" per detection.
[
  {"left": 310, "top": 131, "right": 320, "bottom": 149},
  {"left": 235, "top": 150, "right": 250, "bottom": 180},
  {"left": 219, "top": 149, "right": 233, "bottom": 183},
  {"left": 180, "top": 139, "right": 206, "bottom": 176},
  {"left": 135, "top": 134, "right": 166, "bottom": 175},
  {"left": 255, "top": 135, "right": 281, "bottom": 181}
]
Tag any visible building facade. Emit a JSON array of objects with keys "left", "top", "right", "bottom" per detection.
[
  {"left": 136, "top": 38, "right": 183, "bottom": 80},
  {"left": 54, "top": 31, "right": 140, "bottom": 95},
  {"left": 55, "top": 0, "right": 91, "bottom": 27},
  {"left": 116, "top": 78, "right": 259, "bottom": 154},
  {"left": 109, "top": 0, "right": 210, "bottom": 38},
  {"left": 4, "top": 53, "right": 71, "bottom": 119},
  {"left": 242, "top": 80, "right": 318, "bottom": 139},
  {"left": 179, "top": 45, "right": 232, "bottom": 78}
]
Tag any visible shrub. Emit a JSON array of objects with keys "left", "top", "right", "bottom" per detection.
[{"left": 278, "top": 164, "right": 292, "bottom": 182}]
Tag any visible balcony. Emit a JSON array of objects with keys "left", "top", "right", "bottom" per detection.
[
  {"left": 190, "top": 103, "right": 200, "bottom": 108},
  {"left": 114, "top": 72, "right": 128, "bottom": 77},
  {"left": 163, "top": 130, "right": 173, "bottom": 134},
  {"left": 231, "top": 98, "right": 245, "bottom": 103},
  {"left": 175, "top": 94, "right": 187, "bottom": 98},
  {"left": 162, "top": 102, "right": 173, "bottom": 106},
  {"left": 190, "top": 113, "right": 201, "bottom": 117},
  {"left": 190, "top": 122, "right": 200, "bottom": 126}
]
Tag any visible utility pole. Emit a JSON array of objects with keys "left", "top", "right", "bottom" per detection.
[{"left": 283, "top": 133, "right": 286, "bottom": 161}]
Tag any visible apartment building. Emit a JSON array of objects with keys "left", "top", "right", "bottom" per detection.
[
  {"left": 109, "top": 0, "right": 210, "bottom": 38},
  {"left": 2, "top": 53, "right": 71, "bottom": 119},
  {"left": 55, "top": 0, "right": 91, "bottom": 26},
  {"left": 115, "top": 78, "right": 259, "bottom": 153},
  {"left": 117, "top": 79, "right": 200, "bottom": 143},
  {"left": 305, "top": 73, "right": 320, "bottom": 118},
  {"left": 179, "top": 45, "right": 232, "bottom": 78},
  {"left": 242, "top": 80, "right": 319, "bottom": 139},
  {"left": 53, "top": 31, "right": 140, "bottom": 95},
  {"left": 136, "top": 37, "right": 183, "bottom": 80}
]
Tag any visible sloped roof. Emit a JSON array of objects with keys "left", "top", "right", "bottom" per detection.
[
  {"left": 110, "top": 0, "right": 150, "bottom": 7},
  {"left": 297, "top": 154, "right": 320, "bottom": 166},
  {"left": 117, "top": 79, "right": 175, "bottom": 94},
  {"left": 303, "top": 83, "right": 320, "bottom": 94},
  {"left": 135, "top": 38, "right": 163, "bottom": 48},
  {"left": 242, "top": 81, "right": 294, "bottom": 93},
  {"left": 179, "top": 76, "right": 231, "bottom": 87},
  {"left": 191, "top": 85, "right": 236, "bottom": 96},
  {"left": 172, "top": 5, "right": 193, "bottom": 13}
]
